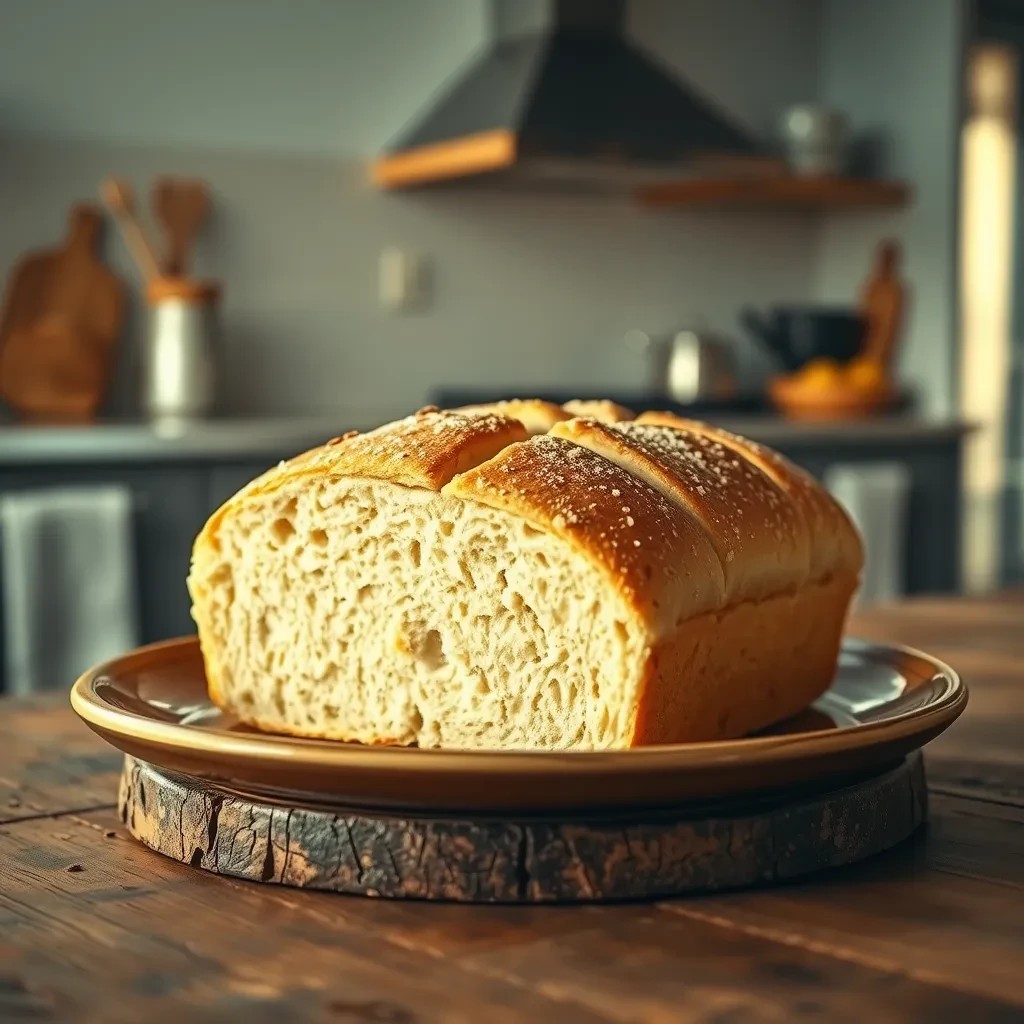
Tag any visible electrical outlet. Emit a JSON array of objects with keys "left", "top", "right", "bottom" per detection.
[{"left": 379, "top": 246, "right": 431, "bottom": 312}]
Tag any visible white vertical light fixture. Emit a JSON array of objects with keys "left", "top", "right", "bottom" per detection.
[{"left": 959, "top": 43, "right": 1018, "bottom": 593}]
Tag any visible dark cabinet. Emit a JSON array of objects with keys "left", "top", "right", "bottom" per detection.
[{"left": 771, "top": 436, "right": 963, "bottom": 598}]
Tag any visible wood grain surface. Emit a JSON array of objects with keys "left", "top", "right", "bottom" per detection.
[
  {"left": 1, "top": 593, "right": 1023, "bottom": 1022},
  {"left": 636, "top": 175, "right": 912, "bottom": 210}
]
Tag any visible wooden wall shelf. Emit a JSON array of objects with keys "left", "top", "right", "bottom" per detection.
[{"left": 637, "top": 176, "right": 912, "bottom": 210}]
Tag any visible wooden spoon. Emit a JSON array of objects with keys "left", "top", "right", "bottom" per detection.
[
  {"left": 100, "top": 178, "right": 161, "bottom": 281},
  {"left": 152, "top": 177, "right": 211, "bottom": 276}
]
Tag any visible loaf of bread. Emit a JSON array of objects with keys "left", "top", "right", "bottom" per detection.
[{"left": 187, "top": 400, "right": 862, "bottom": 750}]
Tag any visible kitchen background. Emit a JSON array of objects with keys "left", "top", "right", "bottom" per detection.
[
  {"left": 0, "top": 0, "right": 1019, "bottom": 695},
  {"left": 0, "top": 0, "right": 962, "bottom": 415}
]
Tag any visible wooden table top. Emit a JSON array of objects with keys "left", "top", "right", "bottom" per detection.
[{"left": 2, "top": 593, "right": 1023, "bottom": 1023}]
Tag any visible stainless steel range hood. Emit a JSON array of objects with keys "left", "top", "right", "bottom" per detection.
[{"left": 371, "top": 0, "right": 772, "bottom": 192}]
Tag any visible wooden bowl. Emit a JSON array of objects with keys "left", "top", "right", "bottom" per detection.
[{"left": 769, "top": 375, "right": 897, "bottom": 421}]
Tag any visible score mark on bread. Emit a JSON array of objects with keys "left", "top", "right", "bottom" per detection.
[{"left": 187, "top": 400, "right": 862, "bottom": 751}]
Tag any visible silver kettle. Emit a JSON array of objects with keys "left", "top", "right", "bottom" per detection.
[{"left": 626, "top": 328, "right": 738, "bottom": 404}]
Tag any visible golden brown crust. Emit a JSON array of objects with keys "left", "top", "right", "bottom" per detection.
[
  {"left": 443, "top": 434, "right": 724, "bottom": 634},
  {"left": 561, "top": 399, "right": 636, "bottom": 423},
  {"left": 636, "top": 411, "right": 863, "bottom": 581},
  {"left": 451, "top": 399, "right": 570, "bottom": 435},
  {"left": 551, "top": 418, "right": 810, "bottom": 602},
  {"left": 192, "top": 408, "right": 527, "bottom": 558},
  {"left": 280, "top": 408, "right": 528, "bottom": 492},
  {"left": 631, "top": 574, "right": 857, "bottom": 744}
]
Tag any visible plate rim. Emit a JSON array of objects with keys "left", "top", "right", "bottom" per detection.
[{"left": 70, "top": 634, "right": 968, "bottom": 776}]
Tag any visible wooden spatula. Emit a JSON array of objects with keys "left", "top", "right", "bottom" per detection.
[
  {"left": 152, "top": 177, "right": 211, "bottom": 277},
  {"left": 100, "top": 178, "right": 161, "bottom": 281}
]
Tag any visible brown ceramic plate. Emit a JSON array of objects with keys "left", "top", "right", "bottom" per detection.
[{"left": 71, "top": 636, "right": 966, "bottom": 814}]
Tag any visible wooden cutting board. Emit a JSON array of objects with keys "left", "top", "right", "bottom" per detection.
[{"left": 0, "top": 204, "right": 125, "bottom": 421}]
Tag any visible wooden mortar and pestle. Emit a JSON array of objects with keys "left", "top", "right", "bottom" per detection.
[
  {"left": 101, "top": 176, "right": 220, "bottom": 421},
  {"left": 769, "top": 240, "right": 908, "bottom": 421}
]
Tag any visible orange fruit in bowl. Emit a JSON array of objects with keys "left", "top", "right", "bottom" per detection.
[
  {"left": 794, "top": 358, "right": 843, "bottom": 390},
  {"left": 844, "top": 357, "right": 888, "bottom": 393}
]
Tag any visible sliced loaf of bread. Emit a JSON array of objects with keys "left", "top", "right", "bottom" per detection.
[{"left": 187, "top": 400, "right": 862, "bottom": 750}]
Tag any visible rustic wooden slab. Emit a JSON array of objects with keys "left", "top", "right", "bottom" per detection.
[{"left": 118, "top": 753, "right": 927, "bottom": 902}]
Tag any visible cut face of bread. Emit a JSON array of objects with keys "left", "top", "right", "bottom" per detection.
[
  {"left": 193, "top": 478, "right": 648, "bottom": 749},
  {"left": 188, "top": 405, "right": 863, "bottom": 751}
]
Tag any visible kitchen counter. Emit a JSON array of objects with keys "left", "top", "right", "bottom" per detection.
[
  {"left": 0, "top": 414, "right": 973, "bottom": 466},
  {"left": 2, "top": 592, "right": 1022, "bottom": 1020},
  {"left": 0, "top": 416, "right": 351, "bottom": 466},
  {"left": 668, "top": 414, "right": 974, "bottom": 445}
]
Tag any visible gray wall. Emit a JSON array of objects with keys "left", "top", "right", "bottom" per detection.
[
  {"left": 814, "top": 0, "right": 966, "bottom": 417},
  {"left": 0, "top": 0, "right": 964, "bottom": 420},
  {"left": 0, "top": 0, "right": 823, "bottom": 418},
  {"left": 0, "top": 0, "right": 820, "bottom": 153},
  {"left": 0, "top": 139, "right": 820, "bottom": 418},
  {"left": 0, "top": 0, "right": 487, "bottom": 156},
  {"left": 632, "top": 0, "right": 821, "bottom": 138}
]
